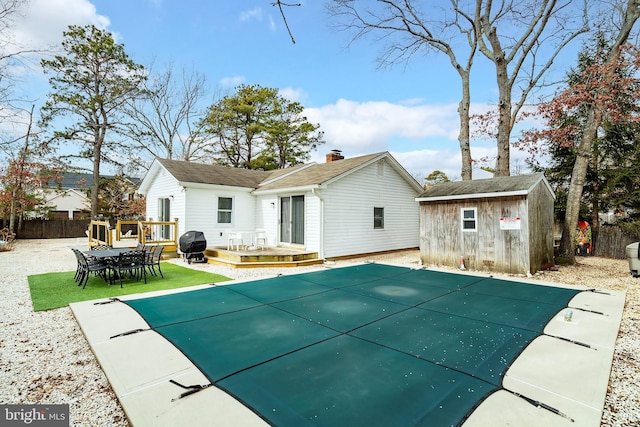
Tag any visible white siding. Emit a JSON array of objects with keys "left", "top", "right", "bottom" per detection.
[
  {"left": 144, "top": 168, "right": 183, "bottom": 227},
  {"left": 320, "top": 159, "right": 420, "bottom": 258},
  {"left": 185, "top": 187, "right": 256, "bottom": 247},
  {"left": 255, "top": 196, "right": 279, "bottom": 247},
  {"left": 305, "top": 192, "right": 321, "bottom": 253}
]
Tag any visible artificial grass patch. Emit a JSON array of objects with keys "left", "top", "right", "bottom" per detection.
[{"left": 27, "top": 262, "right": 232, "bottom": 312}]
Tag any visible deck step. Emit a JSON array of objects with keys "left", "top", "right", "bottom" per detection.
[
  {"left": 205, "top": 247, "right": 319, "bottom": 264},
  {"left": 206, "top": 256, "right": 324, "bottom": 269}
]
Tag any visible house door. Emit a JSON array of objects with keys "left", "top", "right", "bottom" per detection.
[
  {"left": 280, "top": 195, "right": 304, "bottom": 245},
  {"left": 158, "top": 198, "right": 171, "bottom": 239}
]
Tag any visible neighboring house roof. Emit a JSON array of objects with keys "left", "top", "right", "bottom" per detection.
[
  {"left": 140, "top": 152, "right": 423, "bottom": 195},
  {"left": 416, "top": 173, "right": 554, "bottom": 202},
  {"left": 42, "top": 173, "right": 141, "bottom": 190}
]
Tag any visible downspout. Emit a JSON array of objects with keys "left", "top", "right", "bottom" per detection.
[{"left": 312, "top": 188, "right": 325, "bottom": 259}]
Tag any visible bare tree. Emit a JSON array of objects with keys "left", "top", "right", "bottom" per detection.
[
  {"left": 476, "top": 0, "right": 589, "bottom": 176},
  {"left": 329, "top": 0, "right": 590, "bottom": 178},
  {"left": 0, "top": 0, "right": 43, "bottom": 126},
  {"left": 124, "top": 63, "right": 211, "bottom": 171},
  {"left": 329, "top": 0, "right": 478, "bottom": 180}
]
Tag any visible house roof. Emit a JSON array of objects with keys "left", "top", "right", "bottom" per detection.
[
  {"left": 254, "top": 152, "right": 388, "bottom": 192},
  {"left": 141, "top": 152, "right": 423, "bottom": 194},
  {"left": 155, "top": 158, "right": 274, "bottom": 188},
  {"left": 416, "top": 173, "right": 554, "bottom": 202}
]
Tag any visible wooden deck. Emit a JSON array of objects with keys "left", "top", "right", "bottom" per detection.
[{"left": 202, "top": 246, "right": 322, "bottom": 268}]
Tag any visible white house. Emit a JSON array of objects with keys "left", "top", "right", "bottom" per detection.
[
  {"left": 137, "top": 151, "right": 423, "bottom": 259},
  {"left": 42, "top": 188, "right": 90, "bottom": 219}
]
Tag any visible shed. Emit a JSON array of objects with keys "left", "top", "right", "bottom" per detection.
[{"left": 415, "top": 173, "right": 555, "bottom": 275}]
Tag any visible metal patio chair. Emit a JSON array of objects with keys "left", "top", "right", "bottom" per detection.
[
  {"left": 145, "top": 245, "right": 164, "bottom": 278},
  {"left": 73, "top": 248, "right": 109, "bottom": 289},
  {"left": 111, "top": 251, "right": 146, "bottom": 288}
]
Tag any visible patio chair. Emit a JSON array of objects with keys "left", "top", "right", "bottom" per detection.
[
  {"left": 227, "top": 231, "right": 243, "bottom": 250},
  {"left": 254, "top": 229, "right": 268, "bottom": 250},
  {"left": 111, "top": 251, "right": 146, "bottom": 288},
  {"left": 73, "top": 249, "right": 109, "bottom": 289},
  {"left": 71, "top": 248, "right": 87, "bottom": 284},
  {"left": 145, "top": 245, "right": 164, "bottom": 278}
]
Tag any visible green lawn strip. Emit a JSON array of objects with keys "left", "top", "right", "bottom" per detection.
[{"left": 28, "top": 262, "right": 232, "bottom": 312}]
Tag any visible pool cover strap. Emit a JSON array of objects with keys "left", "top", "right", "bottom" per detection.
[
  {"left": 509, "top": 389, "right": 575, "bottom": 422},
  {"left": 169, "top": 379, "right": 213, "bottom": 401}
]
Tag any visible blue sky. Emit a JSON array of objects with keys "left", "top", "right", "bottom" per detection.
[{"left": 9, "top": 0, "right": 583, "bottom": 180}]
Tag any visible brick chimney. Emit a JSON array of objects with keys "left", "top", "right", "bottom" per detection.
[{"left": 326, "top": 149, "right": 344, "bottom": 163}]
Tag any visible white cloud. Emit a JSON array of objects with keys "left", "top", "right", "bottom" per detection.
[
  {"left": 219, "top": 75, "right": 246, "bottom": 87},
  {"left": 279, "top": 87, "right": 307, "bottom": 103},
  {"left": 12, "top": 0, "right": 111, "bottom": 51},
  {"left": 305, "top": 99, "right": 460, "bottom": 152},
  {"left": 304, "top": 98, "right": 534, "bottom": 181},
  {"left": 239, "top": 7, "right": 277, "bottom": 33},
  {"left": 239, "top": 7, "right": 263, "bottom": 22}
]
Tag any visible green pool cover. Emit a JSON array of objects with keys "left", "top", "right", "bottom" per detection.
[{"left": 124, "top": 264, "right": 581, "bottom": 426}]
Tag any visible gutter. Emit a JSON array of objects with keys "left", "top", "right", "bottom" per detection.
[{"left": 312, "top": 188, "right": 325, "bottom": 259}]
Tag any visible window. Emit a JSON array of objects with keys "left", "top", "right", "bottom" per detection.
[
  {"left": 461, "top": 207, "right": 477, "bottom": 232},
  {"left": 217, "top": 197, "right": 233, "bottom": 224},
  {"left": 374, "top": 207, "right": 384, "bottom": 229}
]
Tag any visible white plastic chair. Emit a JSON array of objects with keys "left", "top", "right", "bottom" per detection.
[
  {"left": 254, "top": 229, "right": 267, "bottom": 250},
  {"left": 227, "top": 231, "right": 243, "bottom": 250}
]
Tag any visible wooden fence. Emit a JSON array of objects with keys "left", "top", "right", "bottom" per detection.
[
  {"left": 593, "top": 225, "right": 640, "bottom": 259},
  {"left": 0, "top": 219, "right": 91, "bottom": 239}
]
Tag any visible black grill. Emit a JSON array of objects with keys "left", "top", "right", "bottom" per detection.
[{"left": 179, "top": 230, "right": 207, "bottom": 263}]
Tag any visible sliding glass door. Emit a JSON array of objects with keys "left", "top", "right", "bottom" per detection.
[{"left": 280, "top": 195, "right": 304, "bottom": 245}]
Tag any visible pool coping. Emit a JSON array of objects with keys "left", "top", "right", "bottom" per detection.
[{"left": 70, "top": 264, "right": 625, "bottom": 427}]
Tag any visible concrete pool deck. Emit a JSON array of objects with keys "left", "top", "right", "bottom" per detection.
[{"left": 70, "top": 266, "right": 625, "bottom": 427}]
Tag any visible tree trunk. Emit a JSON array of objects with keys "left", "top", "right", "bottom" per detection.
[
  {"left": 458, "top": 85, "right": 472, "bottom": 181},
  {"left": 560, "top": 108, "right": 598, "bottom": 263},
  {"left": 91, "top": 143, "right": 101, "bottom": 218},
  {"left": 591, "top": 155, "right": 600, "bottom": 255},
  {"left": 494, "top": 58, "right": 512, "bottom": 177}
]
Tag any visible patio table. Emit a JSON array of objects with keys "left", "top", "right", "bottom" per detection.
[
  {"left": 83, "top": 248, "right": 145, "bottom": 286},
  {"left": 83, "top": 248, "right": 133, "bottom": 259}
]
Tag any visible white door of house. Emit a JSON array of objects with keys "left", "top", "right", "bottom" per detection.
[
  {"left": 280, "top": 195, "right": 304, "bottom": 245},
  {"left": 158, "top": 197, "right": 171, "bottom": 239}
]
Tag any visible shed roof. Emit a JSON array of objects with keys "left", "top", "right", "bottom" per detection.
[{"left": 416, "top": 173, "right": 553, "bottom": 202}]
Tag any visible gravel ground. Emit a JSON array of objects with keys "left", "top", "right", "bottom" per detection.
[{"left": 0, "top": 238, "right": 638, "bottom": 426}]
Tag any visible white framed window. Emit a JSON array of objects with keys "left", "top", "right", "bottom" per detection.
[
  {"left": 217, "top": 197, "right": 233, "bottom": 224},
  {"left": 374, "top": 207, "right": 384, "bottom": 229},
  {"left": 461, "top": 207, "right": 477, "bottom": 232}
]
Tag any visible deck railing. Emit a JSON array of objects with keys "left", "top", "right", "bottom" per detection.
[{"left": 88, "top": 219, "right": 178, "bottom": 250}]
